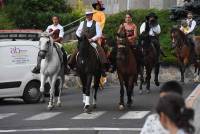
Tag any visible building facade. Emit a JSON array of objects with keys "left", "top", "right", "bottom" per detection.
[{"left": 68, "top": 0, "right": 182, "bottom": 14}]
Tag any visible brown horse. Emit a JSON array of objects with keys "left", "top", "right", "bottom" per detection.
[
  {"left": 116, "top": 26, "right": 137, "bottom": 110},
  {"left": 193, "top": 36, "right": 200, "bottom": 78},
  {"left": 171, "top": 28, "right": 193, "bottom": 82},
  {"left": 138, "top": 33, "right": 158, "bottom": 94}
]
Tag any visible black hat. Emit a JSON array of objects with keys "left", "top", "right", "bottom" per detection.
[
  {"left": 92, "top": 2, "right": 105, "bottom": 11},
  {"left": 146, "top": 12, "right": 158, "bottom": 20}
]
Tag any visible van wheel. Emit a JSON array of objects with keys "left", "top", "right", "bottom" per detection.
[{"left": 23, "top": 81, "right": 40, "bottom": 104}]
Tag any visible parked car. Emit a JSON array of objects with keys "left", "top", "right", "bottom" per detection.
[{"left": 0, "top": 30, "right": 58, "bottom": 103}]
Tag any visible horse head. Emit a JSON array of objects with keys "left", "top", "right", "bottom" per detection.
[
  {"left": 116, "top": 24, "right": 127, "bottom": 47},
  {"left": 77, "top": 34, "right": 91, "bottom": 64},
  {"left": 170, "top": 28, "right": 187, "bottom": 49},
  {"left": 39, "top": 32, "right": 53, "bottom": 58}
]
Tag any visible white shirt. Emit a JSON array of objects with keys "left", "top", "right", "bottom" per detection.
[
  {"left": 140, "top": 114, "right": 169, "bottom": 134},
  {"left": 76, "top": 20, "right": 102, "bottom": 41},
  {"left": 140, "top": 22, "right": 161, "bottom": 36},
  {"left": 46, "top": 24, "right": 64, "bottom": 38},
  {"left": 186, "top": 19, "right": 196, "bottom": 34}
]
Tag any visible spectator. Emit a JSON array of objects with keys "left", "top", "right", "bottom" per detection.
[
  {"left": 140, "top": 81, "right": 183, "bottom": 134},
  {"left": 156, "top": 93, "right": 195, "bottom": 134}
]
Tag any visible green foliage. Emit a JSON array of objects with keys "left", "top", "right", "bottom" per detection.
[
  {"left": 4, "top": 0, "right": 82, "bottom": 30},
  {"left": 63, "top": 40, "right": 78, "bottom": 54},
  {"left": 0, "top": 9, "right": 16, "bottom": 29}
]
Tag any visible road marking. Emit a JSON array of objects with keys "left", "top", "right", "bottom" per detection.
[
  {"left": 186, "top": 84, "right": 200, "bottom": 108},
  {"left": 119, "top": 111, "right": 150, "bottom": 119},
  {"left": 0, "top": 113, "right": 16, "bottom": 120},
  {"left": 72, "top": 111, "right": 106, "bottom": 119},
  {"left": 0, "top": 127, "right": 142, "bottom": 133},
  {"left": 25, "top": 112, "right": 61, "bottom": 121}
]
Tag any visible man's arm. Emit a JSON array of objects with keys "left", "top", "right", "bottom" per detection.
[
  {"left": 188, "top": 20, "right": 196, "bottom": 33},
  {"left": 152, "top": 24, "right": 161, "bottom": 35},
  {"left": 76, "top": 21, "right": 84, "bottom": 37},
  {"left": 100, "top": 12, "right": 106, "bottom": 30},
  {"left": 140, "top": 22, "right": 146, "bottom": 34}
]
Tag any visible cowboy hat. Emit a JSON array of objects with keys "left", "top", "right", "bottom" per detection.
[
  {"left": 85, "top": 9, "right": 94, "bottom": 15},
  {"left": 146, "top": 12, "right": 158, "bottom": 20},
  {"left": 92, "top": 1, "right": 105, "bottom": 11}
]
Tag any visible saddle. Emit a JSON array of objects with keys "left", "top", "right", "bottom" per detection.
[{"left": 54, "top": 42, "right": 64, "bottom": 63}]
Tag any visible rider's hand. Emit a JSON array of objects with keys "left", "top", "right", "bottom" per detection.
[{"left": 88, "top": 39, "right": 93, "bottom": 43}]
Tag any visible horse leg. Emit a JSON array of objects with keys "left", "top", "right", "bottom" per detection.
[
  {"left": 146, "top": 67, "right": 152, "bottom": 93},
  {"left": 56, "top": 76, "right": 63, "bottom": 107},
  {"left": 80, "top": 74, "right": 86, "bottom": 104},
  {"left": 139, "top": 66, "right": 144, "bottom": 94},
  {"left": 84, "top": 75, "right": 93, "bottom": 113},
  {"left": 48, "top": 76, "right": 56, "bottom": 110},
  {"left": 40, "top": 74, "right": 47, "bottom": 103},
  {"left": 179, "top": 64, "right": 184, "bottom": 82},
  {"left": 126, "top": 77, "right": 134, "bottom": 108},
  {"left": 92, "top": 73, "right": 101, "bottom": 109},
  {"left": 118, "top": 73, "right": 125, "bottom": 110},
  {"left": 154, "top": 63, "right": 160, "bottom": 86}
]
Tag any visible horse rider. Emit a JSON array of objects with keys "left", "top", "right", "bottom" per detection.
[
  {"left": 32, "top": 15, "right": 69, "bottom": 74},
  {"left": 68, "top": 9, "right": 108, "bottom": 77},
  {"left": 117, "top": 13, "right": 137, "bottom": 50},
  {"left": 180, "top": 11, "right": 197, "bottom": 61},
  {"left": 140, "top": 12, "right": 162, "bottom": 63}
]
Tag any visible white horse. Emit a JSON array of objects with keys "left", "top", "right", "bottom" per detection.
[{"left": 39, "top": 32, "right": 64, "bottom": 110}]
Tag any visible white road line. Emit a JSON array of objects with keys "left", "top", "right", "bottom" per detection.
[
  {"left": 119, "top": 111, "right": 150, "bottom": 119},
  {"left": 0, "top": 127, "right": 142, "bottom": 133},
  {"left": 0, "top": 113, "right": 16, "bottom": 120},
  {"left": 25, "top": 112, "right": 61, "bottom": 121},
  {"left": 72, "top": 111, "right": 106, "bottom": 119}
]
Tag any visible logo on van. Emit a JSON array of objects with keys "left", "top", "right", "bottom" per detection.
[{"left": 10, "top": 47, "right": 27, "bottom": 54}]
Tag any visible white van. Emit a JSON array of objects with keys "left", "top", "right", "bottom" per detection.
[{"left": 0, "top": 30, "right": 42, "bottom": 103}]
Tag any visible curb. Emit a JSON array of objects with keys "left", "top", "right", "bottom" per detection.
[{"left": 186, "top": 84, "right": 200, "bottom": 108}]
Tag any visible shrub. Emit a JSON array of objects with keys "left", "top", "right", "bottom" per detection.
[{"left": 4, "top": 0, "right": 82, "bottom": 30}]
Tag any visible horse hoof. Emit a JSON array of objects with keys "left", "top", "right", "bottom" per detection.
[
  {"left": 127, "top": 103, "right": 132, "bottom": 108},
  {"left": 155, "top": 81, "right": 160, "bottom": 86},
  {"left": 93, "top": 104, "right": 97, "bottom": 109},
  {"left": 146, "top": 90, "right": 151, "bottom": 94},
  {"left": 40, "top": 99, "right": 45, "bottom": 103},
  {"left": 83, "top": 105, "right": 92, "bottom": 113},
  {"left": 139, "top": 90, "right": 143, "bottom": 95},
  {"left": 56, "top": 102, "right": 62, "bottom": 107},
  {"left": 47, "top": 106, "right": 53, "bottom": 111},
  {"left": 118, "top": 105, "right": 125, "bottom": 111}
]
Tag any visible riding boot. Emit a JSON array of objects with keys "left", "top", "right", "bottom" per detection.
[
  {"left": 32, "top": 56, "right": 42, "bottom": 74},
  {"left": 68, "top": 49, "right": 78, "bottom": 70},
  {"left": 61, "top": 47, "right": 70, "bottom": 74},
  {"left": 32, "top": 50, "right": 45, "bottom": 74}
]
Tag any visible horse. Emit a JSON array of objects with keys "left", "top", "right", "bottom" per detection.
[
  {"left": 138, "top": 33, "right": 159, "bottom": 94},
  {"left": 39, "top": 32, "right": 64, "bottom": 110},
  {"left": 171, "top": 28, "right": 193, "bottom": 82},
  {"left": 116, "top": 26, "right": 137, "bottom": 110},
  {"left": 193, "top": 36, "right": 200, "bottom": 82},
  {"left": 76, "top": 34, "right": 102, "bottom": 113}
]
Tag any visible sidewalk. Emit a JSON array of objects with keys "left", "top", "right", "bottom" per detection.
[{"left": 194, "top": 96, "right": 200, "bottom": 134}]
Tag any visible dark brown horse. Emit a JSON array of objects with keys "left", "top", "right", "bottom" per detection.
[
  {"left": 138, "top": 32, "right": 158, "bottom": 94},
  {"left": 77, "top": 34, "right": 102, "bottom": 113},
  {"left": 116, "top": 26, "right": 137, "bottom": 110},
  {"left": 171, "top": 28, "right": 192, "bottom": 82}
]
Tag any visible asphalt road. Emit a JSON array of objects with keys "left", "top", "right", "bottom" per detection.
[{"left": 0, "top": 82, "right": 197, "bottom": 134}]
